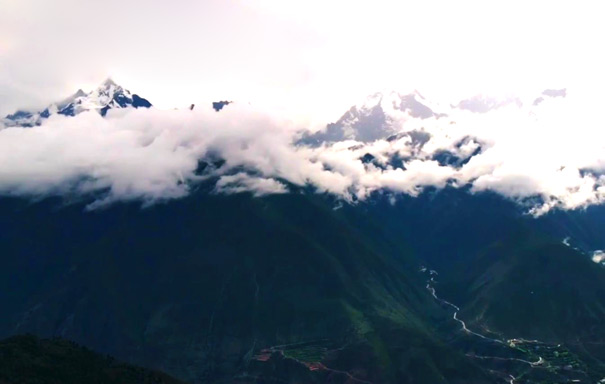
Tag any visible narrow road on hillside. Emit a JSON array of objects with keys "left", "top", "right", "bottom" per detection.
[
  {"left": 422, "top": 267, "right": 593, "bottom": 383},
  {"left": 425, "top": 282, "right": 505, "bottom": 344}
]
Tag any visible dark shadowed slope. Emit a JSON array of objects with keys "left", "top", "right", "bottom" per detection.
[
  {"left": 0, "top": 334, "right": 184, "bottom": 384},
  {"left": 0, "top": 187, "right": 493, "bottom": 384},
  {"left": 2, "top": 183, "right": 605, "bottom": 382}
]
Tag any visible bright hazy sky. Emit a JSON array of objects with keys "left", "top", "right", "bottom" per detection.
[
  {"left": 2, "top": 0, "right": 605, "bottom": 213},
  {"left": 1, "top": 0, "right": 603, "bottom": 121}
]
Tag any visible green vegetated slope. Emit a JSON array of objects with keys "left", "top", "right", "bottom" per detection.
[
  {"left": 0, "top": 334, "right": 184, "bottom": 384},
  {"left": 2, "top": 184, "right": 605, "bottom": 383},
  {"left": 0, "top": 189, "right": 493, "bottom": 384},
  {"left": 443, "top": 236, "right": 605, "bottom": 364},
  {"left": 351, "top": 188, "right": 605, "bottom": 376}
]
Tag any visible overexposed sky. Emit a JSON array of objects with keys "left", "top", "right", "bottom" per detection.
[{"left": 1, "top": 0, "right": 603, "bottom": 122}]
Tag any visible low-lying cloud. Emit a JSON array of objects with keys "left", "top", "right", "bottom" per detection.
[{"left": 1, "top": 91, "right": 605, "bottom": 214}]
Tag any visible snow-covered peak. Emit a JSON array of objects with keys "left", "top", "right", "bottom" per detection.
[
  {"left": 100, "top": 77, "right": 118, "bottom": 88},
  {"left": 353, "top": 91, "right": 435, "bottom": 117},
  {"left": 300, "top": 91, "right": 445, "bottom": 145},
  {"left": 3, "top": 79, "right": 152, "bottom": 127},
  {"left": 66, "top": 77, "right": 149, "bottom": 116},
  {"left": 58, "top": 89, "right": 86, "bottom": 107}
]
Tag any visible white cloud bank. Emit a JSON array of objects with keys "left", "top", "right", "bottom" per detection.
[{"left": 1, "top": 90, "right": 605, "bottom": 214}]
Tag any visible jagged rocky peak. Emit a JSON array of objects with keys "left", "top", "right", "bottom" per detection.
[
  {"left": 68, "top": 88, "right": 86, "bottom": 100},
  {"left": 69, "top": 77, "right": 152, "bottom": 116},
  {"left": 101, "top": 77, "right": 117, "bottom": 87},
  {"left": 349, "top": 90, "right": 440, "bottom": 120},
  {"left": 299, "top": 90, "right": 444, "bottom": 146},
  {"left": 212, "top": 100, "right": 231, "bottom": 111},
  {"left": 3, "top": 78, "right": 152, "bottom": 127}
]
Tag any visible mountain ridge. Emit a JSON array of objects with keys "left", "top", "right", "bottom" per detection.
[{"left": 2, "top": 78, "right": 152, "bottom": 127}]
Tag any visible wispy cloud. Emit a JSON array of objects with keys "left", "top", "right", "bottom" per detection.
[{"left": 215, "top": 173, "right": 287, "bottom": 197}]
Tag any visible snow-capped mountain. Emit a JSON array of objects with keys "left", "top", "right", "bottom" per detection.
[
  {"left": 3, "top": 78, "right": 152, "bottom": 127},
  {"left": 299, "top": 87, "right": 568, "bottom": 147},
  {"left": 299, "top": 91, "right": 446, "bottom": 146}
]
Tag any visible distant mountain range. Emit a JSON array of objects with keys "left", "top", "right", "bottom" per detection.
[
  {"left": 3, "top": 79, "right": 566, "bottom": 144},
  {"left": 2, "top": 79, "right": 239, "bottom": 128},
  {"left": 299, "top": 88, "right": 567, "bottom": 146}
]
